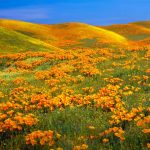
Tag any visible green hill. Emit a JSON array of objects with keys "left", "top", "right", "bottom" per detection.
[
  {"left": 0, "top": 26, "right": 61, "bottom": 54},
  {"left": 0, "top": 19, "right": 56, "bottom": 43}
]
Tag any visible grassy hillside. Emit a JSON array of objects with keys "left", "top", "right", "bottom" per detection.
[
  {"left": 0, "top": 26, "right": 61, "bottom": 54},
  {"left": 0, "top": 19, "right": 56, "bottom": 43}
]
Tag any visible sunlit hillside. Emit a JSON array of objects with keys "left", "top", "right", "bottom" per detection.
[
  {"left": 0, "top": 19, "right": 56, "bottom": 43},
  {"left": 1, "top": 19, "right": 150, "bottom": 51},
  {"left": 45, "top": 22, "right": 128, "bottom": 48},
  {"left": 0, "top": 19, "right": 128, "bottom": 50},
  {"left": 0, "top": 26, "right": 61, "bottom": 54}
]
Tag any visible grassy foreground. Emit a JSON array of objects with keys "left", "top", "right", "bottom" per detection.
[{"left": 0, "top": 46, "right": 149, "bottom": 150}]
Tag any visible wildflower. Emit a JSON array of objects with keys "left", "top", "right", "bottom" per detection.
[
  {"left": 103, "top": 138, "right": 109, "bottom": 143},
  {"left": 88, "top": 126, "right": 95, "bottom": 130}
]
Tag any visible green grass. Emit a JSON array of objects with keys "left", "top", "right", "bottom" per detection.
[
  {"left": 127, "top": 34, "right": 150, "bottom": 41},
  {"left": 0, "top": 27, "right": 53, "bottom": 53}
]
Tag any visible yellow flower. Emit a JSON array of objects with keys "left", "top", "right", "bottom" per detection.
[
  {"left": 88, "top": 126, "right": 95, "bottom": 130},
  {"left": 57, "top": 148, "right": 63, "bottom": 150},
  {"left": 56, "top": 133, "right": 61, "bottom": 139},
  {"left": 81, "top": 144, "right": 88, "bottom": 149},
  {"left": 143, "top": 129, "right": 150, "bottom": 134},
  {"left": 103, "top": 138, "right": 109, "bottom": 143},
  {"left": 147, "top": 143, "right": 150, "bottom": 149}
]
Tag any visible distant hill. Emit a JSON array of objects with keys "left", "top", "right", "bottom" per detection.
[
  {"left": 132, "top": 21, "right": 150, "bottom": 29},
  {"left": 45, "top": 22, "right": 128, "bottom": 48},
  {"left": 101, "top": 21, "right": 150, "bottom": 41},
  {"left": 0, "top": 19, "right": 150, "bottom": 53},
  {"left": 0, "top": 19, "right": 128, "bottom": 52}
]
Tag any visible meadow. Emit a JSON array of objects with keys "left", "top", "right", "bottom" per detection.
[{"left": 0, "top": 19, "right": 149, "bottom": 150}]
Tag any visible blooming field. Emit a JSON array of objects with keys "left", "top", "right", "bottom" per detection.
[{"left": 0, "top": 46, "right": 149, "bottom": 150}]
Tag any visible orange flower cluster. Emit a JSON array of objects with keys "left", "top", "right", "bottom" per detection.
[
  {"left": 25, "top": 130, "right": 61, "bottom": 147},
  {"left": 0, "top": 51, "right": 75, "bottom": 74},
  {"left": 104, "top": 77, "right": 124, "bottom": 85},
  {"left": 15, "top": 61, "right": 33, "bottom": 70},
  {"left": 7, "top": 86, "right": 52, "bottom": 112},
  {"left": 80, "top": 65, "right": 100, "bottom": 76},
  {"left": 0, "top": 112, "right": 38, "bottom": 132},
  {"left": 100, "top": 127, "right": 125, "bottom": 141},
  {"left": 82, "top": 87, "right": 94, "bottom": 94},
  {"left": 137, "top": 115, "right": 150, "bottom": 129},
  {"left": 109, "top": 106, "right": 144, "bottom": 125},
  {"left": 30, "top": 93, "right": 52, "bottom": 111},
  {"left": 13, "top": 77, "right": 26, "bottom": 85},
  {"left": 0, "top": 51, "right": 74, "bottom": 61},
  {"left": 94, "top": 84, "right": 122, "bottom": 111},
  {"left": 136, "top": 108, "right": 150, "bottom": 149}
]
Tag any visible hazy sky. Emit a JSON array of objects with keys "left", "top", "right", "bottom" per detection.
[{"left": 0, "top": 0, "right": 150, "bottom": 25}]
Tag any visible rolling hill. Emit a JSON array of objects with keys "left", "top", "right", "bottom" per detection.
[
  {"left": 0, "top": 19, "right": 128, "bottom": 51},
  {"left": 0, "top": 19, "right": 56, "bottom": 43},
  {"left": 101, "top": 21, "right": 150, "bottom": 41},
  {"left": 0, "top": 26, "right": 61, "bottom": 54},
  {"left": 45, "top": 22, "right": 128, "bottom": 48},
  {"left": 132, "top": 21, "right": 150, "bottom": 29},
  {"left": 0, "top": 19, "right": 150, "bottom": 53}
]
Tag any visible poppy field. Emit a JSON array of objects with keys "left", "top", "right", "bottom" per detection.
[{"left": 0, "top": 19, "right": 150, "bottom": 150}]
